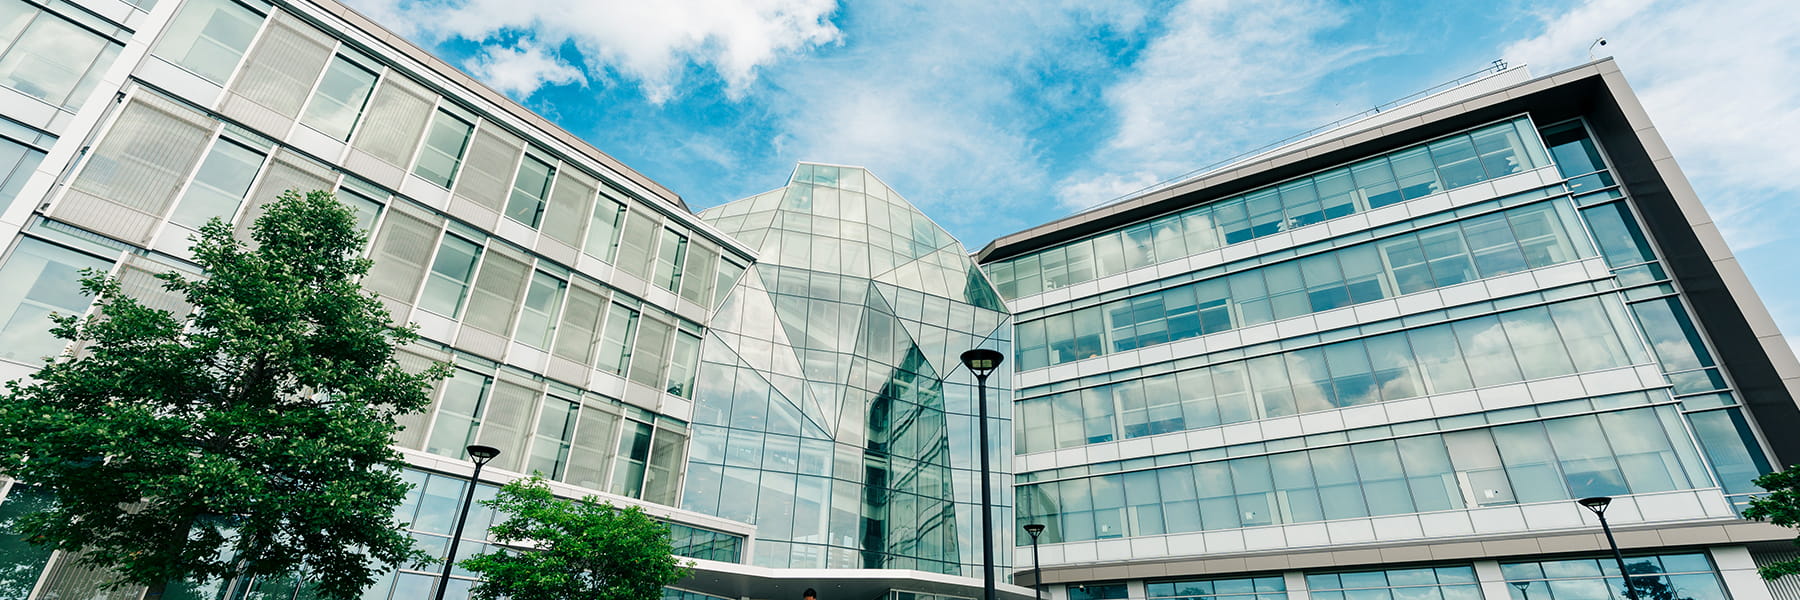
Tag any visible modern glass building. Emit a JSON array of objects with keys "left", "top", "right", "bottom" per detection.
[
  {"left": 977, "top": 62, "right": 1798, "bottom": 600},
  {"left": 684, "top": 164, "right": 1013, "bottom": 575},
  {"left": 0, "top": 0, "right": 1795, "bottom": 599}
]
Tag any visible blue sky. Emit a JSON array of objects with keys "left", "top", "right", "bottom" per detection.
[{"left": 346, "top": 0, "right": 1800, "bottom": 348}]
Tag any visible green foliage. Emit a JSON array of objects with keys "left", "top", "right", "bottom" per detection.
[
  {"left": 0, "top": 190, "right": 444, "bottom": 599},
  {"left": 1746, "top": 468, "right": 1800, "bottom": 579},
  {"left": 463, "top": 476, "right": 692, "bottom": 600}
]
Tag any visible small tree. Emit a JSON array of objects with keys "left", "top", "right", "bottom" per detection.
[
  {"left": 463, "top": 476, "right": 692, "bottom": 600},
  {"left": 1745, "top": 469, "right": 1800, "bottom": 579},
  {"left": 0, "top": 190, "right": 442, "bottom": 598}
]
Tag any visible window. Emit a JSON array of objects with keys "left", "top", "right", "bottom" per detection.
[
  {"left": 0, "top": 485, "right": 57, "bottom": 597},
  {"left": 526, "top": 395, "right": 579, "bottom": 479},
  {"left": 504, "top": 153, "right": 554, "bottom": 228},
  {"left": 628, "top": 317, "right": 672, "bottom": 389},
  {"left": 582, "top": 194, "right": 625, "bottom": 262},
  {"left": 0, "top": 0, "right": 123, "bottom": 109},
  {"left": 653, "top": 228, "right": 688, "bottom": 292},
  {"left": 152, "top": 0, "right": 262, "bottom": 83},
  {"left": 595, "top": 302, "right": 638, "bottom": 376},
  {"left": 667, "top": 331, "right": 700, "bottom": 398},
  {"left": 611, "top": 419, "right": 653, "bottom": 498},
  {"left": 992, "top": 118, "right": 1552, "bottom": 298},
  {"left": 1148, "top": 576, "right": 1284, "bottom": 600},
  {"left": 411, "top": 109, "right": 473, "bottom": 187},
  {"left": 0, "top": 238, "right": 111, "bottom": 364},
  {"left": 680, "top": 244, "right": 718, "bottom": 306},
  {"left": 300, "top": 55, "right": 380, "bottom": 141},
  {"left": 713, "top": 260, "right": 745, "bottom": 308},
  {"left": 168, "top": 138, "right": 264, "bottom": 228},
  {"left": 1503, "top": 553, "right": 1729, "bottom": 600},
  {"left": 0, "top": 133, "right": 45, "bottom": 212},
  {"left": 613, "top": 207, "right": 658, "bottom": 280},
  {"left": 515, "top": 271, "right": 566, "bottom": 349},
  {"left": 1307, "top": 566, "right": 1481, "bottom": 600},
  {"left": 425, "top": 369, "right": 491, "bottom": 457},
  {"left": 417, "top": 233, "right": 482, "bottom": 318}
]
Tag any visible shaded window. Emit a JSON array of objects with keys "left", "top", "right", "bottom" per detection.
[
  {"left": 411, "top": 110, "right": 474, "bottom": 187},
  {"left": 504, "top": 153, "right": 555, "bottom": 228},
  {"left": 0, "top": 238, "right": 110, "bottom": 364},
  {"left": 168, "top": 138, "right": 265, "bottom": 229},
  {"left": 152, "top": 0, "right": 261, "bottom": 83},
  {"left": 0, "top": 0, "right": 123, "bottom": 108},
  {"left": 417, "top": 233, "right": 483, "bottom": 318},
  {"left": 300, "top": 55, "right": 380, "bottom": 141}
]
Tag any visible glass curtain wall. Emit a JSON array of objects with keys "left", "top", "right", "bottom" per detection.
[
  {"left": 988, "top": 118, "right": 1551, "bottom": 298},
  {"left": 684, "top": 164, "right": 1012, "bottom": 577},
  {"left": 1015, "top": 199, "right": 1590, "bottom": 370},
  {"left": 1017, "top": 399, "right": 1702, "bottom": 544}
]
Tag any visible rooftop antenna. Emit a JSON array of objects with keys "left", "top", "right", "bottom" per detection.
[{"left": 1588, "top": 37, "right": 1608, "bottom": 60}]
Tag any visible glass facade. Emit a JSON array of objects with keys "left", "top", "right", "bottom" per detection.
[
  {"left": 1014, "top": 198, "right": 1591, "bottom": 371},
  {"left": 684, "top": 164, "right": 1012, "bottom": 576},
  {"left": 0, "top": 1, "right": 1793, "bottom": 598},
  {"left": 987, "top": 118, "right": 1551, "bottom": 299},
  {"left": 1018, "top": 396, "right": 1704, "bottom": 544},
  {"left": 1148, "top": 575, "right": 1286, "bottom": 600},
  {"left": 1015, "top": 294, "right": 1651, "bottom": 451},
  {"left": 1306, "top": 566, "right": 1482, "bottom": 600},
  {"left": 1501, "top": 553, "right": 1728, "bottom": 600}
]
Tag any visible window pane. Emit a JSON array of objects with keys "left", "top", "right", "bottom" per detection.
[
  {"left": 504, "top": 154, "right": 555, "bottom": 228},
  {"left": 411, "top": 110, "right": 473, "bottom": 187},
  {"left": 0, "top": 7, "right": 120, "bottom": 108},
  {"left": 514, "top": 271, "right": 566, "bottom": 349},
  {"left": 169, "top": 138, "right": 265, "bottom": 228},
  {"left": 153, "top": 0, "right": 261, "bottom": 83},
  {"left": 418, "top": 234, "right": 482, "bottom": 318},
  {"left": 583, "top": 196, "right": 626, "bottom": 262},
  {"left": 653, "top": 229, "right": 688, "bottom": 292},
  {"left": 425, "top": 369, "right": 491, "bottom": 457},
  {"left": 301, "top": 55, "right": 380, "bottom": 141},
  {"left": 526, "top": 396, "right": 578, "bottom": 479},
  {"left": 0, "top": 238, "right": 110, "bottom": 364}
]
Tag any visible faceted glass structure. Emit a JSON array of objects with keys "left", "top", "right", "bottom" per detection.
[{"left": 682, "top": 163, "right": 1013, "bottom": 575}]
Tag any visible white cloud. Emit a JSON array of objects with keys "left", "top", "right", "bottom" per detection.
[
  {"left": 1056, "top": 0, "right": 1381, "bottom": 214},
  {"left": 464, "top": 42, "right": 586, "bottom": 98},
  {"left": 1502, "top": 0, "right": 1800, "bottom": 251},
  {"left": 1503, "top": 0, "right": 1800, "bottom": 346},
  {"left": 752, "top": 1, "right": 1151, "bottom": 235},
  {"left": 346, "top": 0, "right": 841, "bottom": 103}
]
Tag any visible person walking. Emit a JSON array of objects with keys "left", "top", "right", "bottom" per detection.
[{"left": 803, "top": 588, "right": 819, "bottom": 600}]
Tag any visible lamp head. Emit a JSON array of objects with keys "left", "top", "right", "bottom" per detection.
[
  {"left": 1024, "top": 523, "right": 1046, "bottom": 539},
  {"left": 960, "top": 349, "right": 1005, "bottom": 378},
  {"left": 466, "top": 444, "right": 502, "bottom": 465},
  {"left": 1578, "top": 496, "right": 1612, "bottom": 514}
]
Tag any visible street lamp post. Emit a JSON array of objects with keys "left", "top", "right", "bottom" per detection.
[
  {"left": 961, "top": 349, "right": 1004, "bottom": 600},
  {"left": 1023, "top": 523, "right": 1046, "bottom": 600},
  {"left": 434, "top": 444, "right": 500, "bottom": 600},
  {"left": 1578, "top": 496, "right": 1641, "bottom": 600},
  {"left": 1510, "top": 581, "right": 1531, "bottom": 600}
]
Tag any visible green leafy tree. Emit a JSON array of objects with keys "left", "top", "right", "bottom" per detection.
[
  {"left": 1746, "top": 468, "right": 1800, "bottom": 579},
  {"left": 463, "top": 476, "right": 692, "bottom": 600},
  {"left": 0, "top": 190, "right": 443, "bottom": 599}
]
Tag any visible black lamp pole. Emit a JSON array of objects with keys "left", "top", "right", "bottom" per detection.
[
  {"left": 1579, "top": 496, "right": 1641, "bottom": 600},
  {"left": 1511, "top": 581, "right": 1531, "bottom": 600},
  {"left": 1024, "top": 523, "right": 1046, "bottom": 600},
  {"left": 961, "top": 349, "right": 1004, "bottom": 600},
  {"left": 435, "top": 444, "right": 500, "bottom": 600}
]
